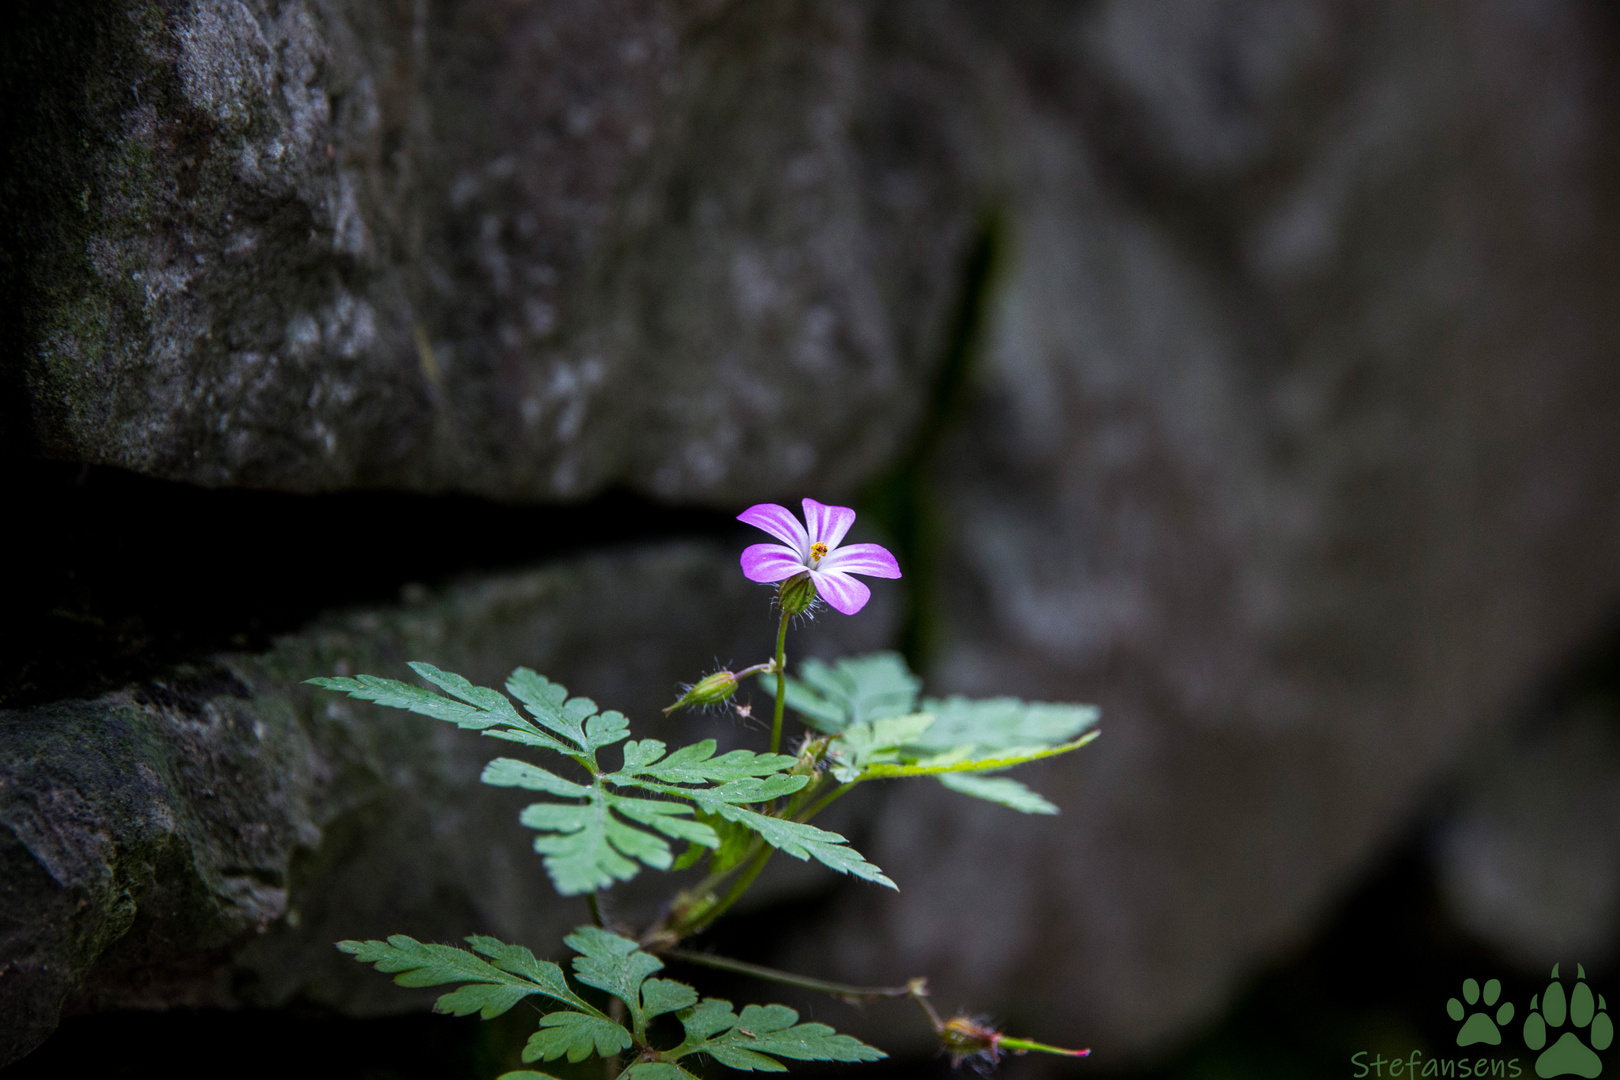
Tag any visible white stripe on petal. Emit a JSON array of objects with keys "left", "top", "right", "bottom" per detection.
[
  {"left": 741, "top": 543, "right": 810, "bottom": 583},
  {"left": 801, "top": 499, "right": 856, "bottom": 550},
  {"left": 738, "top": 504, "right": 809, "bottom": 554},
  {"left": 810, "top": 569, "right": 871, "bottom": 615},
  {"left": 818, "top": 542, "right": 901, "bottom": 579}
]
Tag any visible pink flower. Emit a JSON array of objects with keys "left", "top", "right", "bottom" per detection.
[{"left": 738, "top": 499, "right": 901, "bottom": 615}]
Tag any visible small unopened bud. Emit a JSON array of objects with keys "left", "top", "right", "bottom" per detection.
[
  {"left": 940, "top": 1016, "right": 1003, "bottom": 1067},
  {"left": 778, "top": 573, "right": 817, "bottom": 616},
  {"left": 663, "top": 670, "right": 738, "bottom": 714}
]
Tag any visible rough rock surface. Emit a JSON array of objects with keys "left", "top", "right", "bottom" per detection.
[
  {"left": 8, "top": 0, "right": 1620, "bottom": 1072},
  {"left": 774, "top": 0, "right": 1620, "bottom": 1060},
  {"left": 4, "top": 0, "right": 972, "bottom": 500},
  {"left": 0, "top": 542, "right": 897, "bottom": 1065}
]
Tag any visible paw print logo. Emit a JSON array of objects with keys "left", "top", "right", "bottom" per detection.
[
  {"left": 1448, "top": 978, "right": 1514, "bottom": 1045},
  {"left": 1523, "top": 963, "right": 1613, "bottom": 1078}
]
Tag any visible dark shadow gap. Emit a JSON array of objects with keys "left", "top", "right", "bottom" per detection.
[{"left": 1, "top": 458, "right": 744, "bottom": 710}]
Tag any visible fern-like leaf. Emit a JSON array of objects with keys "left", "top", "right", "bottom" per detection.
[
  {"left": 675, "top": 1000, "right": 885, "bottom": 1068},
  {"left": 938, "top": 773, "right": 1059, "bottom": 814},
  {"left": 337, "top": 935, "right": 597, "bottom": 1019},
  {"left": 774, "top": 653, "right": 920, "bottom": 734}
]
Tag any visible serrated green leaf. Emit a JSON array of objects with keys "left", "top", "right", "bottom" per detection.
[
  {"left": 908, "top": 697, "right": 1098, "bottom": 755},
  {"left": 613, "top": 798, "right": 720, "bottom": 847},
  {"left": 465, "top": 936, "right": 588, "bottom": 1009},
  {"left": 608, "top": 772, "right": 810, "bottom": 814},
  {"left": 524, "top": 1012, "right": 634, "bottom": 1063},
  {"left": 826, "top": 713, "right": 937, "bottom": 781},
  {"left": 337, "top": 935, "right": 591, "bottom": 1019},
  {"left": 680, "top": 998, "right": 740, "bottom": 1042},
  {"left": 505, "top": 668, "right": 576, "bottom": 739},
  {"left": 307, "top": 674, "right": 502, "bottom": 730},
  {"left": 712, "top": 806, "right": 894, "bottom": 889},
  {"left": 674, "top": 1000, "right": 885, "bottom": 1068},
  {"left": 433, "top": 982, "right": 536, "bottom": 1018},
  {"left": 624, "top": 1065, "right": 699, "bottom": 1080},
  {"left": 482, "top": 758, "right": 593, "bottom": 797},
  {"left": 733, "top": 1005, "right": 885, "bottom": 1062},
  {"left": 641, "top": 978, "right": 700, "bottom": 1019},
  {"left": 685, "top": 774, "right": 809, "bottom": 811},
  {"left": 621, "top": 739, "right": 668, "bottom": 771},
  {"left": 307, "top": 667, "right": 576, "bottom": 753},
  {"left": 861, "top": 733, "right": 1098, "bottom": 779},
  {"left": 501, "top": 668, "right": 629, "bottom": 753},
  {"left": 481, "top": 726, "right": 581, "bottom": 755},
  {"left": 736, "top": 1004, "right": 800, "bottom": 1033},
  {"left": 774, "top": 653, "right": 920, "bottom": 734},
  {"left": 566, "top": 926, "right": 664, "bottom": 1026},
  {"left": 938, "top": 773, "right": 1058, "bottom": 814},
  {"left": 707, "top": 1046, "right": 789, "bottom": 1072},
  {"left": 583, "top": 709, "right": 631, "bottom": 752},
  {"left": 525, "top": 792, "right": 636, "bottom": 894},
  {"left": 624, "top": 740, "right": 799, "bottom": 784},
  {"left": 519, "top": 780, "right": 718, "bottom": 895},
  {"left": 410, "top": 662, "right": 527, "bottom": 725},
  {"left": 499, "top": 1072, "right": 569, "bottom": 1080}
]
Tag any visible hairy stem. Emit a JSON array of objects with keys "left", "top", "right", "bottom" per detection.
[
  {"left": 769, "top": 610, "right": 790, "bottom": 754},
  {"left": 586, "top": 892, "right": 604, "bottom": 928},
  {"left": 663, "top": 949, "right": 921, "bottom": 1000},
  {"left": 605, "top": 996, "right": 628, "bottom": 1080}
]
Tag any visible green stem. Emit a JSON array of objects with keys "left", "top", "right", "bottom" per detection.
[
  {"left": 662, "top": 949, "right": 918, "bottom": 1000},
  {"left": 769, "top": 610, "right": 789, "bottom": 754},
  {"left": 586, "top": 892, "right": 604, "bottom": 928}
]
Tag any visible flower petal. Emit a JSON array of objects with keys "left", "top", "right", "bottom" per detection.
[
  {"left": 818, "top": 542, "right": 901, "bottom": 579},
  {"left": 738, "top": 504, "right": 809, "bottom": 555},
  {"left": 801, "top": 499, "right": 856, "bottom": 550},
  {"left": 810, "top": 569, "right": 871, "bottom": 615},
  {"left": 740, "top": 544, "right": 808, "bottom": 583}
]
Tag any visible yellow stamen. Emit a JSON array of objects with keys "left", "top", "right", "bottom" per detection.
[{"left": 810, "top": 542, "right": 828, "bottom": 562}]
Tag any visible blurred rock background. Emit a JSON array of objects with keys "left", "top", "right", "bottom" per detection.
[{"left": 4, "top": 1, "right": 1620, "bottom": 1077}]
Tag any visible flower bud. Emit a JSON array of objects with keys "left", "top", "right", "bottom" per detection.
[
  {"left": 777, "top": 572, "right": 818, "bottom": 616},
  {"left": 662, "top": 670, "right": 738, "bottom": 714},
  {"left": 939, "top": 1016, "right": 1003, "bottom": 1066}
]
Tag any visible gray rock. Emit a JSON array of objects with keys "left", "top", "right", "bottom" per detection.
[
  {"left": 1436, "top": 697, "right": 1620, "bottom": 970},
  {"left": 9, "top": 0, "right": 971, "bottom": 501},
  {"left": 0, "top": 541, "right": 899, "bottom": 1065},
  {"left": 11, "top": 0, "right": 1620, "bottom": 1069},
  {"left": 774, "top": 0, "right": 1620, "bottom": 1061}
]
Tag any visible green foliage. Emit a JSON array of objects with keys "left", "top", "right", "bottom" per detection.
[
  {"left": 316, "top": 646, "right": 1098, "bottom": 1080},
  {"left": 939, "top": 773, "right": 1058, "bottom": 814},
  {"left": 309, "top": 664, "right": 626, "bottom": 761},
  {"left": 776, "top": 654, "right": 1099, "bottom": 814},
  {"left": 484, "top": 928, "right": 880, "bottom": 1074},
  {"left": 715, "top": 805, "right": 895, "bottom": 887},
  {"left": 312, "top": 666, "right": 893, "bottom": 894},
  {"left": 336, "top": 934, "right": 599, "bottom": 1020},
  {"left": 483, "top": 758, "right": 718, "bottom": 895},
  {"left": 778, "top": 653, "right": 920, "bottom": 734},
  {"left": 621, "top": 739, "right": 797, "bottom": 783},
  {"left": 908, "top": 695, "right": 1100, "bottom": 756},
  {"left": 675, "top": 1002, "right": 888, "bottom": 1069}
]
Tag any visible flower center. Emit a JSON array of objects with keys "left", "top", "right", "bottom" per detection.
[{"left": 809, "top": 542, "right": 828, "bottom": 562}]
